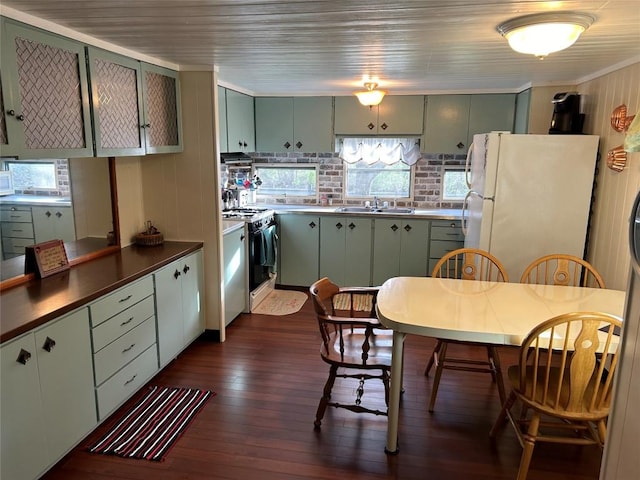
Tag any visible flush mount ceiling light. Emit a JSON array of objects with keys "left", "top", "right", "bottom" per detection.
[
  {"left": 497, "top": 12, "right": 595, "bottom": 58},
  {"left": 354, "top": 82, "right": 387, "bottom": 106}
]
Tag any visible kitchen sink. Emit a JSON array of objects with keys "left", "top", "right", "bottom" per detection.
[{"left": 334, "top": 206, "right": 414, "bottom": 214}]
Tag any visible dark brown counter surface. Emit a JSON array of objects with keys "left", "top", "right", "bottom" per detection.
[{"left": 1, "top": 241, "right": 203, "bottom": 344}]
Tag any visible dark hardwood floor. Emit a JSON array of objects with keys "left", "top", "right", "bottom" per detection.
[{"left": 44, "top": 293, "right": 603, "bottom": 480}]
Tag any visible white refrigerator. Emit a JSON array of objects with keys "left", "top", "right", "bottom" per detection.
[{"left": 462, "top": 132, "right": 599, "bottom": 282}]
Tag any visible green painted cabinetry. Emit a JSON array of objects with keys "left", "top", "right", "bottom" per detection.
[
  {"left": 278, "top": 214, "right": 320, "bottom": 287},
  {"left": 255, "top": 96, "right": 333, "bottom": 152},
  {"left": 334, "top": 95, "right": 424, "bottom": 135},
  {"left": 225, "top": 89, "right": 255, "bottom": 152},
  {"left": 223, "top": 226, "right": 247, "bottom": 325},
  {"left": 218, "top": 86, "right": 228, "bottom": 152},
  {"left": 423, "top": 94, "right": 515, "bottom": 153},
  {"left": 428, "top": 220, "right": 464, "bottom": 274},
  {"left": 372, "top": 218, "right": 430, "bottom": 285},
  {"left": 319, "top": 216, "right": 372, "bottom": 286}
]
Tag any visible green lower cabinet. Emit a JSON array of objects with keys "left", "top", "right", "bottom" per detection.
[
  {"left": 372, "top": 218, "right": 430, "bottom": 285},
  {"left": 278, "top": 214, "right": 320, "bottom": 287},
  {"left": 319, "top": 216, "right": 372, "bottom": 286},
  {"left": 428, "top": 220, "right": 464, "bottom": 274}
]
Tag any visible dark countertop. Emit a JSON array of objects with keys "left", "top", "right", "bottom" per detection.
[{"left": 0, "top": 241, "right": 203, "bottom": 344}]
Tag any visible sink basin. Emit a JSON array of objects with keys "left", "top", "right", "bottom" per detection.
[{"left": 334, "top": 206, "right": 414, "bottom": 214}]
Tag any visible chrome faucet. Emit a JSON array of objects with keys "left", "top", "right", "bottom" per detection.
[{"left": 373, "top": 196, "right": 380, "bottom": 209}]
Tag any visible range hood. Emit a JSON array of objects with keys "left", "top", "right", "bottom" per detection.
[{"left": 220, "top": 152, "right": 253, "bottom": 164}]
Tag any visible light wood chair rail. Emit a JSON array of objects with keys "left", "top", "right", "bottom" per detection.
[
  {"left": 490, "top": 311, "right": 622, "bottom": 480},
  {"left": 309, "top": 277, "right": 391, "bottom": 429},
  {"left": 425, "top": 248, "right": 510, "bottom": 411},
  {"left": 520, "top": 253, "right": 606, "bottom": 288}
]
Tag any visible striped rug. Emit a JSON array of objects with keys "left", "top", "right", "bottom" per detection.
[{"left": 88, "top": 386, "right": 214, "bottom": 461}]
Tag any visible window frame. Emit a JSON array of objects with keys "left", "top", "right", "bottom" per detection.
[
  {"left": 343, "top": 160, "right": 415, "bottom": 201},
  {"left": 440, "top": 166, "right": 468, "bottom": 201},
  {"left": 3, "top": 159, "right": 61, "bottom": 193},
  {"left": 253, "top": 163, "right": 319, "bottom": 200}
]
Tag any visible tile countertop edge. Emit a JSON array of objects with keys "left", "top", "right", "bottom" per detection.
[
  {"left": 266, "top": 206, "right": 463, "bottom": 220},
  {"left": 0, "top": 240, "right": 203, "bottom": 344}
]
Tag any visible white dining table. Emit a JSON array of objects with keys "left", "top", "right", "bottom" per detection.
[{"left": 375, "top": 276, "right": 626, "bottom": 454}]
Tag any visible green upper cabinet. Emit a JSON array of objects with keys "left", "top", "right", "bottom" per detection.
[
  {"left": 87, "top": 48, "right": 145, "bottom": 157},
  {"left": 217, "top": 86, "right": 228, "bottom": 153},
  {"left": 225, "top": 89, "right": 255, "bottom": 152},
  {"left": 514, "top": 88, "right": 531, "bottom": 134},
  {"left": 140, "top": 63, "right": 183, "bottom": 154},
  {"left": 255, "top": 96, "right": 333, "bottom": 152},
  {"left": 423, "top": 94, "right": 515, "bottom": 153},
  {"left": 0, "top": 19, "right": 93, "bottom": 158},
  {"left": 334, "top": 95, "right": 424, "bottom": 135}
]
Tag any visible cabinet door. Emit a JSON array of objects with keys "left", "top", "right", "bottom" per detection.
[
  {"left": 226, "top": 89, "right": 255, "bottom": 151},
  {"left": 1, "top": 21, "right": 93, "bottom": 158},
  {"left": 319, "top": 216, "right": 347, "bottom": 284},
  {"left": 35, "top": 309, "right": 96, "bottom": 463},
  {"left": 344, "top": 217, "right": 372, "bottom": 286},
  {"left": 141, "top": 63, "right": 183, "bottom": 154},
  {"left": 278, "top": 214, "right": 319, "bottom": 286},
  {"left": 293, "top": 97, "right": 333, "bottom": 152},
  {"left": 398, "top": 219, "right": 430, "bottom": 277},
  {"left": 255, "top": 97, "right": 294, "bottom": 151},
  {"left": 154, "top": 261, "right": 185, "bottom": 367},
  {"left": 0, "top": 333, "right": 49, "bottom": 480},
  {"left": 218, "top": 86, "right": 228, "bottom": 152},
  {"left": 467, "top": 94, "right": 515, "bottom": 146},
  {"left": 377, "top": 95, "right": 424, "bottom": 135},
  {"left": 223, "top": 228, "right": 247, "bottom": 325},
  {"left": 87, "top": 48, "right": 145, "bottom": 156},
  {"left": 32, "top": 205, "right": 76, "bottom": 243},
  {"left": 423, "top": 95, "right": 470, "bottom": 153},
  {"left": 334, "top": 96, "right": 378, "bottom": 135},
  {"left": 372, "top": 218, "right": 403, "bottom": 285},
  {"left": 181, "top": 250, "right": 205, "bottom": 344}
]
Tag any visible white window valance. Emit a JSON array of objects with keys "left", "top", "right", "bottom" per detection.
[{"left": 339, "top": 137, "right": 422, "bottom": 165}]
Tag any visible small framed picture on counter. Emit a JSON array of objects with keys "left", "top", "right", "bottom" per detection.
[{"left": 24, "top": 239, "right": 70, "bottom": 278}]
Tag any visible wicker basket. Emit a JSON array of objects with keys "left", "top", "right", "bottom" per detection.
[{"left": 135, "top": 221, "right": 164, "bottom": 246}]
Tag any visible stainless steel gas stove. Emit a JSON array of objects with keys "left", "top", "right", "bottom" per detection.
[{"left": 222, "top": 207, "right": 277, "bottom": 312}]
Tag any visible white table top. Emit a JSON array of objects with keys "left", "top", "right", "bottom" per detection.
[{"left": 376, "top": 277, "right": 626, "bottom": 346}]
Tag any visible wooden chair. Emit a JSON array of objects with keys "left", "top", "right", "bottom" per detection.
[
  {"left": 425, "top": 248, "right": 509, "bottom": 411},
  {"left": 309, "top": 277, "right": 392, "bottom": 429},
  {"left": 520, "top": 253, "right": 605, "bottom": 288},
  {"left": 489, "top": 311, "right": 622, "bottom": 480}
]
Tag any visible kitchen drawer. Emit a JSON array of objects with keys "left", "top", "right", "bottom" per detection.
[
  {"left": 90, "top": 276, "right": 154, "bottom": 327},
  {"left": 91, "top": 295, "right": 155, "bottom": 352},
  {"left": 1, "top": 221, "right": 34, "bottom": 239},
  {"left": 0, "top": 207, "right": 32, "bottom": 222},
  {"left": 430, "top": 220, "right": 463, "bottom": 241},
  {"left": 96, "top": 344, "right": 158, "bottom": 420},
  {"left": 93, "top": 316, "right": 156, "bottom": 386},
  {"left": 430, "top": 239, "right": 464, "bottom": 259},
  {"left": 2, "top": 236, "right": 34, "bottom": 254}
]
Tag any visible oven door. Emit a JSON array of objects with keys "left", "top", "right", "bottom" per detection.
[{"left": 248, "top": 224, "right": 276, "bottom": 291}]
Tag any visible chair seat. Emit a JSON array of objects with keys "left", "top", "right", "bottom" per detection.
[
  {"left": 321, "top": 328, "right": 393, "bottom": 368},
  {"left": 507, "top": 365, "right": 610, "bottom": 420}
]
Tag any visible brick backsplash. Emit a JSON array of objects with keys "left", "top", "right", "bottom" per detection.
[{"left": 222, "top": 152, "right": 465, "bottom": 209}]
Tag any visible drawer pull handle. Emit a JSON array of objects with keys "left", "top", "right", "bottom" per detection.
[
  {"left": 119, "top": 295, "right": 132, "bottom": 303},
  {"left": 122, "top": 343, "right": 136, "bottom": 353},
  {"left": 10, "top": 215, "right": 20, "bottom": 218},
  {"left": 120, "top": 317, "right": 134, "bottom": 327},
  {"left": 124, "top": 374, "right": 137, "bottom": 385},
  {"left": 16, "top": 348, "right": 32, "bottom": 365},
  {"left": 42, "top": 336, "right": 56, "bottom": 352}
]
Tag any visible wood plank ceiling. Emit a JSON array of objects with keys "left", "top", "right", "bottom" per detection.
[{"left": 1, "top": 0, "right": 639, "bottom": 95}]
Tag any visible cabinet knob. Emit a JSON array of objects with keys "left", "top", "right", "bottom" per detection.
[
  {"left": 284, "top": 141, "right": 291, "bottom": 149},
  {"left": 141, "top": 123, "right": 151, "bottom": 128},
  {"left": 404, "top": 224, "right": 412, "bottom": 232},
  {"left": 309, "top": 221, "right": 316, "bottom": 229},
  {"left": 45, "top": 210, "right": 52, "bottom": 217},
  {"left": 174, "top": 269, "right": 181, "bottom": 279},
  {"left": 380, "top": 123, "right": 388, "bottom": 130},
  {"left": 56, "top": 211, "right": 62, "bottom": 218},
  {"left": 16, "top": 114, "right": 25, "bottom": 121},
  {"left": 457, "top": 142, "right": 465, "bottom": 149},
  {"left": 348, "top": 222, "right": 356, "bottom": 230},
  {"left": 238, "top": 141, "right": 243, "bottom": 147},
  {"left": 336, "top": 222, "right": 343, "bottom": 230},
  {"left": 295, "top": 141, "right": 303, "bottom": 149},
  {"left": 240, "top": 234, "right": 245, "bottom": 241},
  {"left": 42, "top": 336, "right": 56, "bottom": 352},
  {"left": 367, "top": 123, "right": 375, "bottom": 130},
  {"left": 7, "top": 109, "right": 15, "bottom": 116},
  {"left": 183, "top": 264, "right": 190, "bottom": 274},
  {"left": 391, "top": 224, "right": 399, "bottom": 232},
  {"left": 16, "top": 348, "right": 32, "bottom": 365}
]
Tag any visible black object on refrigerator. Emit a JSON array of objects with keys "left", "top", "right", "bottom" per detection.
[{"left": 549, "top": 92, "right": 585, "bottom": 134}]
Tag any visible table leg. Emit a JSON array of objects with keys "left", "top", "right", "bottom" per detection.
[{"left": 385, "top": 330, "right": 405, "bottom": 454}]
